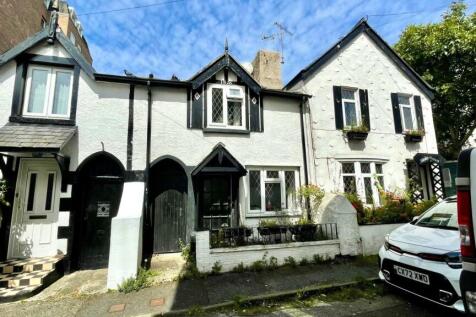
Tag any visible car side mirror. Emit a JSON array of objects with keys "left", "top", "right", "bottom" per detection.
[{"left": 411, "top": 215, "right": 420, "bottom": 224}]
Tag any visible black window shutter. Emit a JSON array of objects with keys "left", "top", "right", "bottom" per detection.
[
  {"left": 333, "top": 86, "right": 343, "bottom": 130},
  {"left": 359, "top": 89, "right": 370, "bottom": 130},
  {"left": 190, "top": 88, "right": 203, "bottom": 129},
  {"left": 391, "top": 93, "right": 402, "bottom": 133},
  {"left": 249, "top": 91, "right": 260, "bottom": 132},
  {"left": 413, "top": 95, "right": 424, "bottom": 130}
]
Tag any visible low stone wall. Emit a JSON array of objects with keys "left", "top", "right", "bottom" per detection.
[
  {"left": 359, "top": 223, "right": 402, "bottom": 255},
  {"left": 195, "top": 231, "right": 341, "bottom": 273}
]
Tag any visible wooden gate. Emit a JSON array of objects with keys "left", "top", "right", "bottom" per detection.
[{"left": 153, "top": 189, "right": 187, "bottom": 253}]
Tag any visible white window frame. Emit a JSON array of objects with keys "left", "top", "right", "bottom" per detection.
[
  {"left": 397, "top": 93, "right": 417, "bottom": 132},
  {"left": 341, "top": 87, "right": 361, "bottom": 128},
  {"left": 247, "top": 167, "right": 300, "bottom": 215},
  {"left": 23, "top": 65, "right": 73, "bottom": 119},
  {"left": 206, "top": 83, "right": 246, "bottom": 130},
  {"left": 340, "top": 161, "right": 385, "bottom": 206}
]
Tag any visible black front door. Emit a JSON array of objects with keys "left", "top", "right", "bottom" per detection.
[
  {"left": 199, "top": 175, "right": 238, "bottom": 230},
  {"left": 79, "top": 178, "right": 122, "bottom": 269}
]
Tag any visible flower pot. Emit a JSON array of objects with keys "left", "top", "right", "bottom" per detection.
[
  {"left": 258, "top": 226, "right": 287, "bottom": 235},
  {"left": 290, "top": 224, "right": 317, "bottom": 241},
  {"left": 404, "top": 134, "right": 423, "bottom": 143},
  {"left": 346, "top": 131, "right": 368, "bottom": 141}
]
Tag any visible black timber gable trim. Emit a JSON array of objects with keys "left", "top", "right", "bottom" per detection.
[
  {"left": 190, "top": 53, "right": 261, "bottom": 94},
  {"left": 284, "top": 20, "right": 434, "bottom": 99},
  {"left": 10, "top": 54, "right": 80, "bottom": 125}
]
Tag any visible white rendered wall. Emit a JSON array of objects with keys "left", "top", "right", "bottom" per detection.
[
  {"left": 290, "top": 33, "right": 438, "bottom": 194},
  {"left": 0, "top": 60, "right": 16, "bottom": 128},
  {"left": 195, "top": 231, "right": 340, "bottom": 273},
  {"left": 107, "top": 182, "right": 144, "bottom": 289},
  {"left": 359, "top": 223, "right": 402, "bottom": 255}
]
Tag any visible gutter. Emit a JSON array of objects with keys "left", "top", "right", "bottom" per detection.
[{"left": 94, "top": 73, "right": 191, "bottom": 88}]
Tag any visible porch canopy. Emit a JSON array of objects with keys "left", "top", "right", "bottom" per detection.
[
  {"left": 413, "top": 153, "right": 445, "bottom": 166},
  {"left": 0, "top": 122, "right": 76, "bottom": 153},
  {"left": 192, "top": 143, "right": 246, "bottom": 176},
  {"left": 0, "top": 122, "right": 76, "bottom": 175}
]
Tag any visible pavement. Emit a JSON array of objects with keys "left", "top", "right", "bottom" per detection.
[{"left": 0, "top": 256, "right": 379, "bottom": 317}]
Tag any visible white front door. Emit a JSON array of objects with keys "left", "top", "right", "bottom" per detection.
[{"left": 8, "top": 158, "right": 61, "bottom": 259}]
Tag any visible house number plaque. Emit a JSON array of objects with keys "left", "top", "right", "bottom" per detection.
[{"left": 97, "top": 202, "right": 110, "bottom": 218}]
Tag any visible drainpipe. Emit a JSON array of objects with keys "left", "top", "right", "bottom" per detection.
[
  {"left": 143, "top": 74, "right": 153, "bottom": 263},
  {"left": 300, "top": 97, "right": 311, "bottom": 219}
]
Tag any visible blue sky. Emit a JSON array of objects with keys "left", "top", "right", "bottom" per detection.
[{"left": 68, "top": 0, "right": 475, "bottom": 84}]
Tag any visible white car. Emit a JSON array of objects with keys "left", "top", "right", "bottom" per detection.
[{"left": 378, "top": 196, "right": 465, "bottom": 312}]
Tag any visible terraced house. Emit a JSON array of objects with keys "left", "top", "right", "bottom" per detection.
[{"left": 0, "top": 8, "right": 444, "bottom": 298}]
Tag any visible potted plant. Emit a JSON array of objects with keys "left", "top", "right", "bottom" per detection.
[
  {"left": 404, "top": 129, "right": 425, "bottom": 142},
  {"left": 290, "top": 218, "right": 317, "bottom": 241},
  {"left": 258, "top": 219, "right": 285, "bottom": 235},
  {"left": 344, "top": 124, "right": 369, "bottom": 141}
]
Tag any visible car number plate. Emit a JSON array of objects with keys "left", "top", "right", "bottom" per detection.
[{"left": 394, "top": 265, "right": 430, "bottom": 285}]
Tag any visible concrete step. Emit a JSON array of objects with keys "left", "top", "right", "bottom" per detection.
[{"left": 0, "top": 269, "right": 55, "bottom": 288}]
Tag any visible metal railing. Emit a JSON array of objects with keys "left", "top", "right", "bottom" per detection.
[{"left": 209, "top": 223, "right": 338, "bottom": 249}]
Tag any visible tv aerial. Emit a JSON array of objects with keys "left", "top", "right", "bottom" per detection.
[{"left": 262, "top": 22, "right": 293, "bottom": 64}]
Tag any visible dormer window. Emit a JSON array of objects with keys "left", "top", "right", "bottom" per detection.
[
  {"left": 23, "top": 65, "right": 73, "bottom": 118},
  {"left": 207, "top": 84, "right": 245, "bottom": 130}
]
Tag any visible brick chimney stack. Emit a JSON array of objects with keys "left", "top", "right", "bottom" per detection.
[{"left": 251, "top": 50, "right": 282, "bottom": 89}]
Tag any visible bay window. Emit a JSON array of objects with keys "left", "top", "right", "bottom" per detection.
[
  {"left": 341, "top": 161, "right": 385, "bottom": 206},
  {"left": 248, "top": 168, "right": 299, "bottom": 213},
  {"left": 23, "top": 65, "right": 73, "bottom": 118},
  {"left": 207, "top": 84, "right": 245, "bottom": 130}
]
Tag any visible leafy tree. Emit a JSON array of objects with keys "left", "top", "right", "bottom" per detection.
[{"left": 394, "top": 1, "right": 476, "bottom": 159}]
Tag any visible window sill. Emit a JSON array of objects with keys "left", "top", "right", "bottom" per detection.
[
  {"left": 203, "top": 127, "right": 250, "bottom": 134},
  {"left": 10, "top": 115, "right": 75, "bottom": 126}
]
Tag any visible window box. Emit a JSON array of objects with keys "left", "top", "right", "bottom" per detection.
[
  {"left": 346, "top": 130, "right": 368, "bottom": 141},
  {"left": 404, "top": 130, "right": 425, "bottom": 143}
]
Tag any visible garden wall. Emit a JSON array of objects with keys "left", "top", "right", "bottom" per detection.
[
  {"left": 195, "top": 231, "right": 341, "bottom": 273},
  {"left": 359, "top": 223, "right": 402, "bottom": 255}
]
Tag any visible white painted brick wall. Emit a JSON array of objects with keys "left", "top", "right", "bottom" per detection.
[
  {"left": 195, "top": 231, "right": 341, "bottom": 273},
  {"left": 359, "top": 223, "right": 402, "bottom": 255}
]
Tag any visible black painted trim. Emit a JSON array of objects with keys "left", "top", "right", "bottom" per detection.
[
  {"left": 284, "top": 20, "right": 434, "bottom": 99},
  {"left": 261, "top": 88, "right": 310, "bottom": 99},
  {"left": 203, "top": 85, "right": 207, "bottom": 128},
  {"left": 413, "top": 95, "right": 424, "bottom": 130},
  {"left": 391, "top": 93, "right": 402, "bottom": 134},
  {"left": 187, "top": 88, "right": 191, "bottom": 128},
  {"left": 333, "top": 86, "right": 343, "bottom": 130},
  {"left": 127, "top": 85, "right": 135, "bottom": 170},
  {"left": 0, "top": 146, "right": 60, "bottom": 152},
  {"left": 259, "top": 95, "right": 264, "bottom": 132},
  {"left": 9, "top": 116, "right": 75, "bottom": 126},
  {"left": 57, "top": 226, "right": 72, "bottom": 239},
  {"left": 192, "top": 143, "right": 247, "bottom": 176},
  {"left": 125, "top": 170, "right": 145, "bottom": 182},
  {"left": 359, "top": 89, "right": 370, "bottom": 130},
  {"left": 17, "top": 53, "right": 76, "bottom": 67},
  {"left": 59, "top": 198, "right": 71, "bottom": 211},
  {"left": 95, "top": 73, "right": 190, "bottom": 88},
  {"left": 11, "top": 61, "right": 27, "bottom": 117},
  {"left": 300, "top": 99, "right": 309, "bottom": 188},
  {"left": 245, "top": 87, "right": 250, "bottom": 131},
  {"left": 69, "top": 65, "right": 80, "bottom": 122}
]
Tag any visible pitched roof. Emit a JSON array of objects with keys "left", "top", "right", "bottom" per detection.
[
  {"left": 192, "top": 143, "right": 246, "bottom": 176},
  {"left": 284, "top": 19, "right": 434, "bottom": 99},
  {"left": 0, "top": 122, "right": 77, "bottom": 152},
  {"left": 0, "top": 29, "right": 95, "bottom": 78},
  {"left": 188, "top": 52, "right": 261, "bottom": 94}
]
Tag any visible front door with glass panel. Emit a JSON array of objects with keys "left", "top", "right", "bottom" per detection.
[
  {"left": 8, "top": 159, "right": 61, "bottom": 258},
  {"left": 200, "top": 176, "right": 238, "bottom": 230}
]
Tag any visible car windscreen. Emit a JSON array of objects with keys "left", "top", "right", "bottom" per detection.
[{"left": 415, "top": 200, "right": 458, "bottom": 230}]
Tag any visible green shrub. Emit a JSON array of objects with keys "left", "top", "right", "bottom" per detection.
[
  {"left": 211, "top": 261, "right": 222, "bottom": 275},
  {"left": 268, "top": 256, "right": 278, "bottom": 270},
  {"left": 312, "top": 254, "right": 328, "bottom": 265},
  {"left": 259, "top": 219, "right": 278, "bottom": 227},
  {"left": 232, "top": 262, "right": 246, "bottom": 273},
  {"left": 299, "top": 258, "right": 309, "bottom": 266},
  {"left": 250, "top": 260, "right": 266, "bottom": 272},
  {"left": 284, "top": 256, "right": 297, "bottom": 268},
  {"left": 118, "top": 267, "right": 155, "bottom": 293}
]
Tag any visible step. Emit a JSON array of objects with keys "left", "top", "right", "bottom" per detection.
[
  {"left": 0, "top": 285, "right": 41, "bottom": 303},
  {"left": 0, "top": 256, "right": 62, "bottom": 274},
  {"left": 0, "top": 269, "right": 55, "bottom": 288}
]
